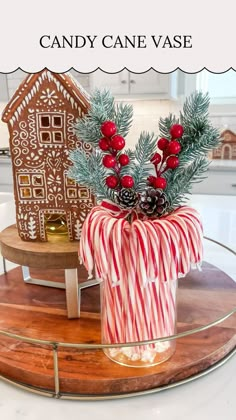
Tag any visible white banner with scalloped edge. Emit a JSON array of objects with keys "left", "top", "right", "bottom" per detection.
[{"left": 0, "top": 0, "right": 235, "bottom": 73}]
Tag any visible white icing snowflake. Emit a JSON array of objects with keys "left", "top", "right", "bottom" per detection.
[{"left": 40, "top": 88, "right": 58, "bottom": 105}]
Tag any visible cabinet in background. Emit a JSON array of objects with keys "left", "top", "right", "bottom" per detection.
[
  {"left": 89, "top": 69, "right": 178, "bottom": 99},
  {"left": 192, "top": 167, "right": 236, "bottom": 196},
  {"left": 0, "top": 159, "right": 13, "bottom": 193},
  {"left": 0, "top": 74, "right": 9, "bottom": 102},
  {"left": 1, "top": 69, "right": 179, "bottom": 102}
]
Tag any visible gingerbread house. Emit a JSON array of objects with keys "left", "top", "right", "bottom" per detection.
[
  {"left": 2, "top": 69, "right": 95, "bottom": 241},
  {"left": 212, "top": 129, "right": 236, "bottom": 160}
]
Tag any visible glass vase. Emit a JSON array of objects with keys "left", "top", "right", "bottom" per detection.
[
  {"left": 101, "top": 276, "right": 177, "bottom": 368},
  {"left": 80, "top": 203, "right": 203, "bottom": 368}
]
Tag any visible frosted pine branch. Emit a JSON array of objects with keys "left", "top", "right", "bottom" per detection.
[
  {"left": 68, "top": 149, "right": 112, "bottom": 201},
  {"left": 74, "top": 90, "right": 132, "bottom": 146},
  {"left": 161, "top": 92, "right": 220, "bottom": 208},
  {"left": 165, "top": 157, "right": 209, "bottom": 210},
  {"left": 181, "top": 91, "right": 209, "bottom": 121},
  {"left": 159, "top": 114, "right": 179, "bottom": 139},
  {"left": 133, "top": 132, "right": 156, "bottom": 192},
  {"left": 114, "top": 103, "right": 133, "bottom": 138}
]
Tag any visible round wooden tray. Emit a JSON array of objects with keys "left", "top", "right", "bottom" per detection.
[{"left": 0, "top": 261, "right": 235, "bottom": 399}]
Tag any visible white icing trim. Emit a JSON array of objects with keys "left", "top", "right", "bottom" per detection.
[
  {"left": 9, "top": 95, "right": 20, "bottom": 109},
  {"left": 27, "top": 74, "right": 34, "bottom": 83},
  {"left": 6, "top": 70, "right": 89, "bottom": 124},
  {"left": 67, "top": 72, "right": 91, "bottom": 103}
]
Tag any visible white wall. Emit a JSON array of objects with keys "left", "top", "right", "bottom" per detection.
[
  {"left": 6, "top": 69, "right": 28, "bottom": 99},
  {"left": 123, "top": 99, "right": 181, "bottom": 149},
  {"left": 1, "top": 70, "right": 236, "bottom": 149},
  {"left": 0, "top": 98, "right": 182, "bottom": 149},
  {"left": 0, "top": 102, "right": 9, "bottom": 147},
  {"left": 209, "top": 105, "right": 236, "bottom": 134},
  {"left": 2, "top": 96, "right": 236, "bottom": 150}
]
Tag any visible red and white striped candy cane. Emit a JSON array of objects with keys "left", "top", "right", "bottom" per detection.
[{"left": 79, "top": 204, "right": 203, "bottom": 363}]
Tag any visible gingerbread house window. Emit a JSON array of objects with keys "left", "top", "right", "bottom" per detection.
[
  {"left": 40, "top": 116, "right": 50, "bottom": 127},
  {"left": 53, "top": 132, "right": 63, "bottom": 143},
  {"left": 32, "top": 175, "right": 43, "bottom": 186},
  {"left": 20, "top": 188, "right": 32, "bottom": 199},
  {"left": 33, "top": 188, "right": 45, "bottom": 199},
  {"left": 39, "top": 113, "right": 63, "bottom": 128},
  {"left": 79, "top": 188, "right": 89, "bottom": 199},
  {"left": 53, "top": 116, "right": 63, "bottom": 128},
  {"left": 41, "top": 131, "right": 51, "bottom": 144},
  {"left": 67, "top": 188, "right": 77, "bottom": 199},
  {"left": 18, "top": 175, "right": 30, "bottom": 186},
  {"left": 17, "top": 172, "right": 46, "bottom": 201},
  {"left": 38, "top": 113, "right": 64, "bottom": 146},
  {"left": 66, "top": 177, "right": 76, "bottom": 186},
  {"left": 65, "top": 174, "right": 78, "bottom": 200}
]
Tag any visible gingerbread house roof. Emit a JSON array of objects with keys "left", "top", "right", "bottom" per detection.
[
  {"left": 221, "top": 129, "right": 236, "bottom": 142},
  {"left": 2, "top": 69, "right": 90, "bottom": 126}
]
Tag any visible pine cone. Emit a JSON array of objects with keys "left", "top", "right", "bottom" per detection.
[
  {"left": 116, "top": 188, "right": 138, "bottom": 209},
  {"left": 139, "top": 187, "right": 168, "bottom": 216}
]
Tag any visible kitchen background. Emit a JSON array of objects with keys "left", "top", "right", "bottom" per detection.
[{"left": 0, "top": 69, "right": 236, "bottom": 194}]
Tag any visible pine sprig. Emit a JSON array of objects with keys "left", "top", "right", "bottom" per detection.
[
  {"left": 68, "top": 149, "right": 112, "bottom": 202},
  {"left": 125, "top": 148, "right": 135, "bottom": 161},
  {"left": 68, "top": 89, "right": 220, "bottom": 215},
  {"left": 159, "top": 114, "right": 179, "bottom": 139},
  {"left": 165, "top": 156, "right": 209, "bottom": 210},
  {"left": 89, "top": 90, "right": 116, "bottom": 123},
  {"left": 161, "top": 92, "right": 220, "bottom": 209},
  {"left": 181, "top": 117, "right": 210, "bottom": 141},
  {"left": 74, "top": 90, "right": 115, "bottom": 146},
  {"left": 181, "top": 91, "right": 209, "bottom": 121},
  {"left": 74, "top": 89, "right": 132, "bottom": 147},
  {"left": 114, "top": 103, "right": 133, "bottom": 138},
  {"left": 178, "top": 128, "right": 220, "bottom": 168},
  {"left": 133, "top": 132, "right": 157, "bottom": 192}
]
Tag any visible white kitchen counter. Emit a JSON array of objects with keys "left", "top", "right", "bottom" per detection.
[
  {"left": 0, "top": 195, "right": 235, "bottom": 419},
  {"left": 192, "top": 161, "right": 236, "bottom": 196},
  {"left": 0, "top": 157, "right": 13, "bottom": 193},
  {"left": 0, "top": 361, "right": 235, "bottom": 420},
  {"left": 209, "top": 159, "right": 236, "bottom": 171}
]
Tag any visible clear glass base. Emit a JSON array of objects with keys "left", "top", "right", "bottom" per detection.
[
  {"left": 103, "top": 341, "right": 176, "bottom": 368},
  {"left": 101, "top": 278, "right": 178, "bottom": 368}
]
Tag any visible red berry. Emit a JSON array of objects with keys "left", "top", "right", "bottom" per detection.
[
  {"left": 106, "top": 175, "right": 119, "bottom": 189},
  {"left": 150, "top": 152, "right": 162, "bottom": 165},
  {"left": 168, "top": 140, "right": 181, "bottom": 155},
  {"left": 101, "top": 121, "right": 117, "bottom": 138},
  {"left": 119, "top": 154, "right": 130, "bottom": 166},
  {"left": 121, "top": 175, "right": 134, "bottom": 188},
  {"left": 157, "top": 138, "right": 169, "bottom": 151},
  {"left": 170, "top": 124, "right": 184, "bottom": 139},
  {"left": 102, "top": 154, "right": 116, "bottom": 168},
  {"left": 166, "top": 156, "right": 179, "bottom": 169},
  {"left": 153, "top": 177, "right": 167, "bottom": 189},
  {"left": 99, "top": 137, "right": 110, "bottom": 151},
  {"left": 147, "top": 175, "right": 156, "bottom": 186},
  {"left": 110, "top": 135, "right": 125, "bottom": 151}
]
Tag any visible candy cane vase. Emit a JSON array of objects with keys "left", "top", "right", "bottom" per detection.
[
  {"left": 80, "top": 202, "right": 203, "bottom": 368},
  {"left": 101, "top": 274, "right": 178, "bottom": 367}
]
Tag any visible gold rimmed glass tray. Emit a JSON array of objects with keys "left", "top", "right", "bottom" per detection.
[{"left": 0, "top": 237, "right": 235, "bottom": 400}]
